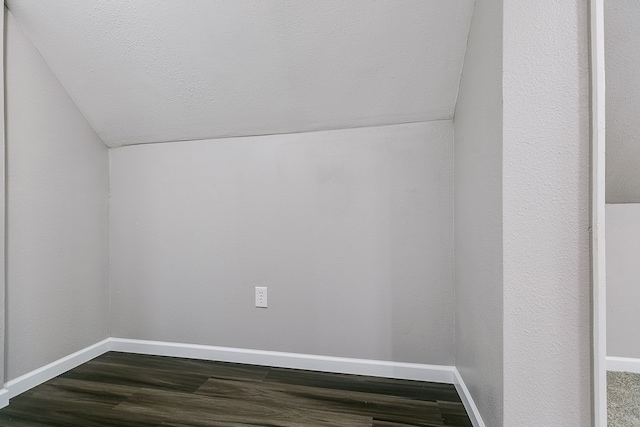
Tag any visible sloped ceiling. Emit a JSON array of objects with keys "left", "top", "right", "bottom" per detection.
[
  {"left": 6, "top": 0, "right": 474, "bottom": 148},
  {"left": 605, "top": 0, "right": 640, "bottom": 203}
]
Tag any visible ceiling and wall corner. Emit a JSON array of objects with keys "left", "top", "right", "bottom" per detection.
[
  {"left": 605, "top": 0, "right": 640, "bottom": 203},
  {"left": 5, "top": 0, "right": 474, "bottom": 148}
]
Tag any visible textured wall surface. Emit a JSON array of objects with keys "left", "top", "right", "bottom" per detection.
[
  {"left": 110, "top": 122, "right": 455, "bottom": 365},
  {"left": 605, "top": 0, "right": 640, "bottom": 203},
  {"left": 502, "top": 0, "right": 591, "bottom": 425},
  {"left": 7, "top": 0, "right": 473, "bottom": 147},
  {"left": 5, "top": 11, "right": 110, "bottom": 381},
  {"left": 453, "top": 0, "right": 503, "bottom": 425},
  {"left": 606, "top": 204, "right": 640, "bottom": 358}
]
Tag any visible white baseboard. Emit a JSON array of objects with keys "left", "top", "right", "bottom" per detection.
[
  {"left": 607, "top": 356, "right": 640, "bottom": 373},
  {"left": 2, "top": 338, "right": 111, "bottom": 405},
  {"left": 0, "top": 388, "right": 8, "bottom": 409},
  {"left": 110, "top": 338, "right": 456, "bottom": 383},
  {"left": 1, "top": 337, "right": 486, "bottom": 427},
  {"left": 453, "top": 368, "right": 486, "bottom": 427}
]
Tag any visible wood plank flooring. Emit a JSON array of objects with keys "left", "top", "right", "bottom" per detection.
[{"left": 0, "top": 352, "right": 472, "bottom": 426}]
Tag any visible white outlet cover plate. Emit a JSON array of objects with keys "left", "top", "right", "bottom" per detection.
[{"left": 255, "top": 287, "right": 267, "bottom": 308}]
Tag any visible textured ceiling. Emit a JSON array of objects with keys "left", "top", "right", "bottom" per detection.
[
  {"left": 605, "top": 0, "right": 640, "bottom": 203},
  {"left": 7, "top": 0, "right": 474, "bottom": 148}
]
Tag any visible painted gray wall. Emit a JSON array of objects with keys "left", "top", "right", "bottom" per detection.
[
  {"left": 109, "top": 121, "right": 455, "bottom": 365},
  {"left": 453, "top": 0, "right": 503, "bottom": 425},
  {"left": 5, "top": 10, "right": 110, "bottom": 381},
  {"left": 605, "top": 0, "right": 640, "bottom": 203},
  {"left": 606, "top": 204, "right": 640, "bottom": 358},
  {"left": 502, "top": 0, "right": 590, "bottom": 425}
]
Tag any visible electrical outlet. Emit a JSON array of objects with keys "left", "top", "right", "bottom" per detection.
[{"left": 255, "top": 287, "right": 268, "bottom": 308}]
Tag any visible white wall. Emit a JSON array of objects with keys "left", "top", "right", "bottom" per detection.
[
  {"left": 502, "top": 0, "right": 590, "bottom": 425},
  {"left": 606, "top": 204, "right": 640, "bottom": 359},
  {"left": 5, "top": 10, "right": 110, "bottom": 381},
  {"left": 110, "top": 121, "right": 454, "bottom": 365},
  {"left": 453, "top": 0, "right": 503, "bottom": 425},
  {"left": 605, "top": 0, "right": 640, "bottom": 203}
]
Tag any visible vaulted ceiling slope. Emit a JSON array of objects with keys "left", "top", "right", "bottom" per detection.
[{"left": 7, "top": 1, "right": 474, "bottom": 148}]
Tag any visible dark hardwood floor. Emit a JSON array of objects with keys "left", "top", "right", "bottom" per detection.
[{"left": 0, "top": 352, "right": 472, "bottom": 426}]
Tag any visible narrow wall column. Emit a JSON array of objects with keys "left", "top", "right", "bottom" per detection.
[{"left": 0, "top": 5, "right": 7, "bottom": 401}]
